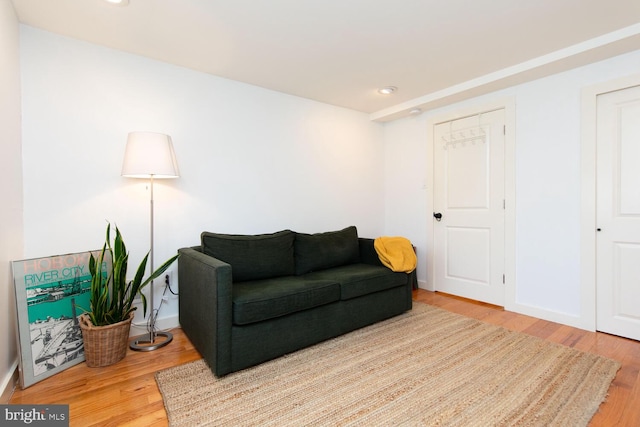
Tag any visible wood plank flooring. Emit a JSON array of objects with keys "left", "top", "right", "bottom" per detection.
[
  {"left": 413, "top": 290, "right": 640, "bottom": 427},
  {"left": 10, "top": 289, "right": 640, "bottom": 426}
]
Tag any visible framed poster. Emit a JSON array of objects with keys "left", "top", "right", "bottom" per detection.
[{"left": 12, "top": 250, "right": 110, "bottom": 388}]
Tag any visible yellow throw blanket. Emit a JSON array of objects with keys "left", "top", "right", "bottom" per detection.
[{"left": 374, "top": 236, "right": 417, "bottom": 273}]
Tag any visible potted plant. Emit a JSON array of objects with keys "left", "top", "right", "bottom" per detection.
[{"left": 79, "top": 223, "right": 179, "bottom": 367}]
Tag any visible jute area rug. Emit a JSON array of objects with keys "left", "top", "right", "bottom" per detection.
[{"left": 156, "top": 302, "right": 620, "bottom": 426}]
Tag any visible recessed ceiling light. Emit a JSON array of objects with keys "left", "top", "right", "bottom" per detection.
[
  {"left": 105, "top": 0, "right": 129, "bottom": 5},
  {"left": 378, "top": 86, "right": 397, "bottom": 95},
  {"left": 409, "top": 108, "right": 422, "bottom": 115}
]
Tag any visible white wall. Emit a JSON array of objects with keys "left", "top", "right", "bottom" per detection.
[
  {"left": 19, "top": 26, "right": 385, "bottom": 332},
  {"left": 384, "top": 48, "right": 640, "bottom": 328},
  {"left": 0, "top": 0, "right": 23, "bottom": 401},
  {"left": 17, "top": 16, "right": 640, "bottom": 379}
]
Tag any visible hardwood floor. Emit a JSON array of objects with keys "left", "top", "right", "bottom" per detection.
[
  {"left": 9, "top": 329, "right": 201, "bottom": 426},
  {"left": 10, "top": 289, "right": 640, "bottom": 426},
  {"left": 413, "top": 290, "right": 640, "bottom": 427}
]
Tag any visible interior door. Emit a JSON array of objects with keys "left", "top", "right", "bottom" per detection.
[
  {"left": 596, "top": 85, "right": 640, "bottom": 341},
  {"left": 433, "top": 109, "right": 505, "bottom": 306}
]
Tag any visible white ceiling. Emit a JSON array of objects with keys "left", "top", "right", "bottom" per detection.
[{"left": 11, "top": 0, "right": 640, "bottom": 121}]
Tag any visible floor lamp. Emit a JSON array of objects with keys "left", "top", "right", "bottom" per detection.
[{"left": 122, "top": 131, "right": 179, "bottom": 351}]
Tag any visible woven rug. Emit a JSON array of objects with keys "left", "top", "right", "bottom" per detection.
[{"left": 156, "top": 302, "right": 620, "bottom": 426}]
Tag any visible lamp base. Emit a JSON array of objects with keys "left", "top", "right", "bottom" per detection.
[{"left": 129, "top": 331, "right": 173, "bottom": 352}]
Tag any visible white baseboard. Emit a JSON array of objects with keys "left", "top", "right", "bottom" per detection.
[
  {"left": 505, "top": 301, "right": 589, "bottom": 331},
  {"left": 1, "top": 361, "right": 19, "bottom": 403},
  {"left": 416, "top": 285, "right": 588, "bottom": 331},
  {"left": 417, "top": 280, "right": 432, "bottom": 291}
]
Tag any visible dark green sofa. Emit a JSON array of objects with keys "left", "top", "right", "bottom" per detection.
[{"left": 178, "top": 226, "right": 413, "bottom": 376}]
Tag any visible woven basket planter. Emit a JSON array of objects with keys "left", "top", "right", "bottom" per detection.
[{"left": 79, "top": 312, "right": 134, "bottom": 367}]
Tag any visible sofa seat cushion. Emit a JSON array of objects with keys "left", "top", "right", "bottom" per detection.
[
  {"left": 232, "top": 277, "right": 340, "bottom": 325},
  {"left": 303, "top": 264, "right": 408, "bottom": 301}
]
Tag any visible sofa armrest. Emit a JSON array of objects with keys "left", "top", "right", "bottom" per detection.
[
  {"left": 358, "top": 238, "right": 384, "bottom": 266},
  {"left": 178, "top": 246, "right": 233, "bottom": 376},
  {"left": 359, "top": 237, "right": 417, "bottom": 292}
]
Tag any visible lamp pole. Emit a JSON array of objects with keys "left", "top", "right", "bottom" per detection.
[
  {"left": 129, "top": 174, "right": 174, "bottom": 351},
  {"left": 123, "top": 131, "right": 178, "bottom": 352}
]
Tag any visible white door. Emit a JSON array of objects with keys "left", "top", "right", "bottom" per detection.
[
  {"left": 596, "top": 85, "right": 640, "bottom": 341},
  {"left": 433, "top": 109, "right": 505, "bottom": 306}
]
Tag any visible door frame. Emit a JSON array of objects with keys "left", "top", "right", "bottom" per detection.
[
  {"left": 580, "top": 73, "right": 640, "bottom": 332},
  {"left": 426, "top": 97, "right": 516, "bottom": 311}
]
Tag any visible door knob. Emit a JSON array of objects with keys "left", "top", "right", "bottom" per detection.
[{"left": 433, "top": 212, "right": 443, "bottom": 221}]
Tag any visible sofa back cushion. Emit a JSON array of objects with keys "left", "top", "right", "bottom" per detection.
[
  {"left": 201, "top": 230, "right": 295, "bottom": 282},
  {"left": 294, "top": 226, "right": 360, "bottom": 275}
]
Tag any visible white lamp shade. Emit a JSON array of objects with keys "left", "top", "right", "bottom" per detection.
[{"left": 121, "top": 131, "right": 180, "bottom": 178}]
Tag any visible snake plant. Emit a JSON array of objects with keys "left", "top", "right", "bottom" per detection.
[{"left": 86, "top": 223, "right": 179, "bottom": 326}]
